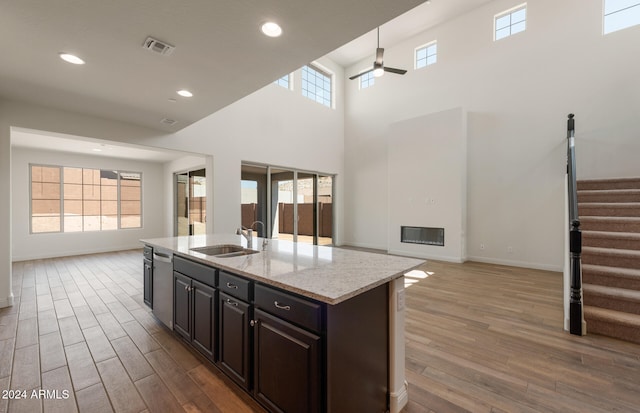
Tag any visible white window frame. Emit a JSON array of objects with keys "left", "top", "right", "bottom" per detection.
[
  {"left": 603, "top": 0, "right": 640, "bottom": 34},
  {"left": 414, "top": 40, "right": 438, "bottom": 70},
  {"left": 494, "top": 3, "right": 527, "bottom": 41},
  {"left": 301, "top": 62, "right": 334, "bottom": 109}
]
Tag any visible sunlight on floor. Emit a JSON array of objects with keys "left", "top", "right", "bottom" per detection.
[{"left": 404, "top": 269, "right": 432, "bottom": 288}]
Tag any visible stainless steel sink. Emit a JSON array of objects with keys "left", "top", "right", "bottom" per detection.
[{"left": 190, "top": 244, "right": 259, "bottom": 258}]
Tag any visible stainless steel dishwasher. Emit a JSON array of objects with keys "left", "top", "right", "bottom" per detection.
[{"left": 152, "top": 248, "right": 173, "bottom": 329}]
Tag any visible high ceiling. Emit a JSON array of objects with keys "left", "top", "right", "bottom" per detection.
[{"left": 0, "top": 0, "right": 428, "bottom": 132}]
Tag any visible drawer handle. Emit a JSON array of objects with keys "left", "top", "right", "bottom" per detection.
[
  {"left": 226, "top": 282, "right": 238, "bottom": 289},
  {"left": 226, "top": 299, "right": 238, "bottom": 307},
  {"left": 274, "top": 301, "right": 291, "bottom": 311}
]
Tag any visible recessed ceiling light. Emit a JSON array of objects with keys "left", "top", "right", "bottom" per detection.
[
  {"left": 261, "top": 22, "right": 282, "bottom": 37},
  {"left": 177, "top": 89, "right": 193, "bottom": 98},
  {"left": 92, "top": 148, "right": 102, "bottom": 152},
  {"left": 59, "top": 53, "right": 85, "bottom": 65}
]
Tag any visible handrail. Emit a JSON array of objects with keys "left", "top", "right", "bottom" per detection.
[{"left": 567, "top": 114, "right": 584, "bottom": 335}]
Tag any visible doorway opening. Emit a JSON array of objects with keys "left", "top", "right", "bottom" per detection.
[
  {"left": 241, "top": 164, "right": 333, "bottom": 246},
  {"left": 175, "top": 168, "right": 206, "bottom": 236}
]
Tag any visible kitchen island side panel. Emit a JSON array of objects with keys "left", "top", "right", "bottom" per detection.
[{"left": 326, "top": 282, "right": 389, "bottom": 413}]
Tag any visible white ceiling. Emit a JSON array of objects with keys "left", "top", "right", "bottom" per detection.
[
  {"left": 0, "top": 0, "right": 428, "bottom": 132},
  {"left": 11, "top": 129, "right": 183, "bottom": 162},
  {"left": 3, "top": 0, "right": 495, "bottom": 161}
]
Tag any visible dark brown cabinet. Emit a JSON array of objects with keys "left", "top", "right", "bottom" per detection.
[
  {"left": 143, "top": 246, "right": 153, "bottom": 308},
  {"left": 253, "top": 308, "right": 321, "bottom": 413},
  {"left": 173, "top": 272, "right": 191, "bottom": 340},
  {"left": 173, "top": 268, "right": 217, "bottom": 362},
  {"left": 218, "top": 292, "right": 252, "bottom": 389}
]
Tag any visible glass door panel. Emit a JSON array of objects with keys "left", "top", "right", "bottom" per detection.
[
  {"left": 270, "top": 169, "right": 295, "bottom": 241},
  {"left": 317, "top": 175, "right": 333, "bottom": 246},
  {"left": 241, "top": 164, "right": 268, "bottom": 237},
  {"left": 176, "top": 172, "right": 189, "bottom": 236},
  {"left": 296, "top": 172, "right": 316, "bottom": 245},
  {"left": 189, "top": 169, "right": 206, "bottom": 235}
]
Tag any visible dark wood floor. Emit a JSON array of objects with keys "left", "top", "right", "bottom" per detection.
[{"left": 1, "top": 250, "right": 639, "bottom": 412}]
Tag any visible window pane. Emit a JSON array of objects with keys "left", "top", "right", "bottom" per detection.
[
  {"left": 101, "top": 215, "right": 118, "bottom": 230},
  {"left": 495, "top": 27, "right": 511, "bottom": 40},
  {"left": 511, "top": 21, "right": 526, "bottom": 34},
  {"left": 416, "top": 48, "right": 427, "bottom": 60},
  {"left": 83, "top": 215, "right": 101, "bottom": 232},
  {"left": 64, "top": 216, "right": 83, "bottom": 232},
  {"left": 120, "top": 172, "right": 141, "bottom": 228},
  {"left": 301, "top": 65, "right": 331, "bottom": 107},
  {"left": 426, "top": 55, "right": 437, "bottom": 65},
  {"left": 605, "top": 0, "right": 640, "bottom": 15},
  {"left": 31, "top": 165, "right": 61, "bottom": 233},
  {"left": 604, "top": 3, "right": 640, "bottom": 33},
  {"left": 511, "top": 8, "right": 526, "bottom": 23},
  {"left": 32, "top": 216, "right": 60, "bottom": 233},
  {"left": 496, "top": 14, "right": 511, "bottom": 30}
]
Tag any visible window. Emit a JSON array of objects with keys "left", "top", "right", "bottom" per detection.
[
  {"left": 31, "top": 164, "right": 142, "bottom": 233},
  {"left": 494, "top": 4, "right": 527, "bottom": 40},
  {"left": 274, "top": 74, "right": 291, "bottom": 89},
  {"left": 415, "top": 41, "right": 437, "bottom": 69},
  {"left": 604, "top": 0, "right": 640, "bottom": 34},
  {"left": 301, "top": 64, "right": 332, "bottom": 107},
  {"left": 360, "top": 70, "right": 375, "bottom": 89}
]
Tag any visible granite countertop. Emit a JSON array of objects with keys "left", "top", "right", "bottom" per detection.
[{"left": 141, "top": 234, "right": 425, "bottom": 305}]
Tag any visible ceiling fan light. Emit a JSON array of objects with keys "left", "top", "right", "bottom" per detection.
[{"left": 373, "top": 67, "right": 384, "bottom": 77}]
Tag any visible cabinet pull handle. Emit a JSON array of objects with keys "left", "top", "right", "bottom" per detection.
[
  {"left": 250, "top": 320, "right": 257, "bottom": 327},
  {"left": 226, "top": 282, "right": 238, "bottom": 289},
  {"left": 274, "top": 301, "right": 291, "bottom": 311},
  {"left": 184, "top": 285, "right": 189, "bottom": 291},
  {"left": 226, "top": 299, "right": 238, "bottom": 307}
]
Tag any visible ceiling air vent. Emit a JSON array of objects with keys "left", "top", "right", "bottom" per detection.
[
  {"left": 160, "top": 118, "right": 178, "bottom": 126},
  {"left": 143, "top": 37, "right": 175, "bottom": 56}
]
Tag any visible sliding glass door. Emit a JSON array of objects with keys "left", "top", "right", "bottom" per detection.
[
  {"left": 241, "top": 163, "right": 333, "bottom": 246},
  {"left": 175, "top": 168, "right": 206, "bottom": 236}
]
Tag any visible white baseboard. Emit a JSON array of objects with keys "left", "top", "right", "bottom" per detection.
[
  {"left": 387, "top": 249, "right": 465, "bottom": 263},
  {"left": 0, "top": 293, "right": 14, "bottom": 309},
  {"left": 389, "top": 380, "right": 409, "bottom": 413},
  {"left": 467, "top": 255, "right": 563, "bottom": 273},
  {"left": 12, "top": 244, "right": 143, "bottom": 262}
]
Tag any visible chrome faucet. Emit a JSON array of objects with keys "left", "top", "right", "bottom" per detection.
[
  {"left": 236, "top": 226, "right": 253, "bottom": 249},
  {"left": 251, "top": 221, "right": 268, "bottom": 250}
]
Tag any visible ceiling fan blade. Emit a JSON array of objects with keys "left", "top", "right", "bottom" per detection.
[
  {"left": 349, "top": 68, "right": 374, "bottom": 80},
  {"left": 375, "top": 48, "right": 384, "bottom": 65},
  {"left": 384, "top": 67, "right": 407, "bottom": 75}
]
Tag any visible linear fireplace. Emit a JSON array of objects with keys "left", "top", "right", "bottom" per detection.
[{"left": 401, "top": 226, "right": 444, "bottom": 246}]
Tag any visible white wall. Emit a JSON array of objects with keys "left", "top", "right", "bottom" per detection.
[
  {"left": 344, "top": 0, "right": 640, "bottom": 271},
  {"left": 387, "top": 108, "right": 467, "bottom": 262},
  {"left": 11, "top": 146, "right": 166, "bottom": 261}
]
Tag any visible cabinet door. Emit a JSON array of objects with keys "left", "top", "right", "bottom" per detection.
[
  {"left": 253, "top": 309, "right": 321, "bottom": 413},
  {"left": 173, "top": 272, "right": 191, "bottom": 340},
  {"left": 192, "top": 280, "right": 216, "bottom": 361},
  {"left": 219, "top": 292, "right": 252, "bottom": 390},
  {"left": 143, "top": 259, "right": 153, "bottom": 308}
]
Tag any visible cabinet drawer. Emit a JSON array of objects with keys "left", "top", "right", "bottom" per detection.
[
  {"left": 174, "top": 255, "right": 217, "bottom": 288},
  {"left": 218, "top": 271, "right": 251, "bottom": 302},
  {"left": 254, "top": 284, "right": 322, "bottom": 333},
  {"left": 143, "top": 245, "right": 153, "bottom": 260}
]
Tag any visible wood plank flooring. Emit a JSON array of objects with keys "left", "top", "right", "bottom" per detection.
[{"left": 1, "top": 250, "right": 639, "bottom": 412}]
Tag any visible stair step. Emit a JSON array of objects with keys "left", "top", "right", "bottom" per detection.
[
  {"left": 577, "top": 189, "right": 640, "bottom": 203},
  {"left": 582, "top": 264, "right": 640, "bottom": 290},
  {"left": 577, "top": 177, "right": 640, "bottom": 191},
  {"left": 582, "top": 247, "right": 640, "bottom": 269},
  {"left": 578, "top": 202, "right": 640, "bottom": 217},
  {"left": 583, "top": 306, "right": 640, "bottom": 344},
  {"left": 583, "top": 284, "right": 640, "bottom": 315},
  {"left": 579, "top": 216, "right": 640, "bottom": 233},
  {"left": 582, "top": 231, "right": 640, "bottom": 250}
]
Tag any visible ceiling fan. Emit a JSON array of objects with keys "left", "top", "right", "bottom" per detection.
[{"left": 349, "top": 27, "right": 407, "bottom": 81}]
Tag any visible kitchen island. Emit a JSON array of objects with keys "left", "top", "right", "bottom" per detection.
[{"left": 141, "top": 234, "right": 424, "bottom": 413}]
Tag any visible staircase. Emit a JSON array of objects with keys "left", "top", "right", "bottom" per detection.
[{"left": 578, "top": 177, "right": 640, "bottom": 344}]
